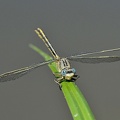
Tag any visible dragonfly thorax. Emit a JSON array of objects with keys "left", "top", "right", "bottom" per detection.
[
  {"left": 57, "top": 58, "right": 76, "bottom": 80},
  {"left": 58, "top": 58, "right": 71, "bottom": 71}
]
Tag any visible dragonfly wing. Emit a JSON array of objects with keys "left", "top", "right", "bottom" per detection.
[
  {"left": 71, "top": 48, "right": 120, "bottom": 57},
  {"left": 68, "top": 56, "right": 120, "bottom": 63},
  {"left": 0, "top": 60, "right": 54, "bottom": 82}
]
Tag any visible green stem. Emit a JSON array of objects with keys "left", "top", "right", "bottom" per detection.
[{"left": 29, "top": 44, "right": 95, "bottom": 120}]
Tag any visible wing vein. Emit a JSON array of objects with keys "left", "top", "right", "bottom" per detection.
[
  {"left": 0, "top": 60, "right": 54, "bottom": 82},
  {"left": 68, "top": 56, "right": 120, "bottom": 63}
]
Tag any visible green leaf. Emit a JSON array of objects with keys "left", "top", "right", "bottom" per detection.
[{"left": 29, "top": 44, "right": 95, "bottom": 120}]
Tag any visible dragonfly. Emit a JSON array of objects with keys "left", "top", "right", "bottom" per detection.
[{"left": 0, "top": 28, "right": 120, "bottom": 85}]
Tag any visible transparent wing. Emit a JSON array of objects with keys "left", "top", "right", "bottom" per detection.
[
  {"left": 70, "top": 48, "right": 120, "bottom": 57},
  {"left": 0, "top": 60, "right": 54, "bottom": 82},
  {"left": 68, "top": 56, "right": 120, "bottom": 63}
]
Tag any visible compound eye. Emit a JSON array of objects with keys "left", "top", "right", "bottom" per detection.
[
  {"left": 61, "top": 69, "right": 66, "bottom": 76},
  {"left": 72, "top": 68, "right": 76, "bottom": 73}
]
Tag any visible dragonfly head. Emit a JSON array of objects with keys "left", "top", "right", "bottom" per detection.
[{"left": 61, "top": 68, "right": 76, "bottom": 80}]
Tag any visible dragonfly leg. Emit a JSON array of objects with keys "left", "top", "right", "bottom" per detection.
[
  {"left": 70, "top": 77, "right": 77, "bottom": 82},
  {"left": 70, "top": 74, "right": 80, "bottom": 82},
  {"left": 54, "top": 77, "right": 64, "bottom": 84},
  {"left": 74, "top": 74, "right": 80, "bottom": 79},
  {"left": 54, "top": 77, "right": 64, "bottom": 90}
]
